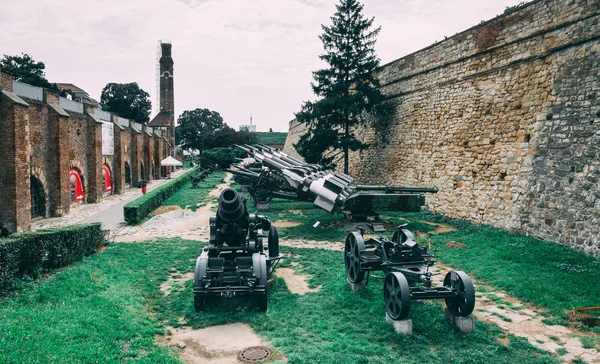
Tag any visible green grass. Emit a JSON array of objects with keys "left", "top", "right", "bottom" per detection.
[
  {"left": 0, "top": 238, "right": 558, "bottom": 363},
  {"left": 247, "top": 194, "right": 600, "bottom": 331},
  {"left": 253, "top": 132, "right": 288, "bottom": 146},
  {"left": 161, "top": 172, "right": 226, "bottom": 211},
  {"left": 402, "top": 213, "right": 600, "bottom": 325}
]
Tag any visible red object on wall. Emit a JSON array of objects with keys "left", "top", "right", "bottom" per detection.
[
  {"left": 102, "top": 164, "right": 113, "bottom": 192},
  {"left": 69, "top": 169, "right": 84, "bottom": 203}
]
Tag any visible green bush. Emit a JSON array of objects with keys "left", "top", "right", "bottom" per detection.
[
  {"left": 0, "top": 223, "right": 104, "bottom": 290},
  {"left": 123, "top": 168, "right": 197, "bottom": 224},
  {"left": 200, "top": 148, "right": 243, "bottom": 170}
]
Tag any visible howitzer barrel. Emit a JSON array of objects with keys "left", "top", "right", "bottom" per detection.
[
  {"left": 218, "top": 188, "right": 248, "bottom": 224},
  {"left": 354, "top": 185, "right": 439, "bottom": 193},
  {"left": 227, "top": 168, "right": 260, "bottom": 179}
]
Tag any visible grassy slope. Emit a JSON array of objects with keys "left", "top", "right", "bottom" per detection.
[{"left": 254, "top": 132, "right": 288, "bottom": 146}]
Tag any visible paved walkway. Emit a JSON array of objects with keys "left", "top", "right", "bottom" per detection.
[{"left": 32, "top": 169, "right": 187, "bottom": 231}]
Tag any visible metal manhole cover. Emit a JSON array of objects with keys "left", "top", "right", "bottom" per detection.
[{"left": 237, "top": 346, "right": 271, "bottom": 362}]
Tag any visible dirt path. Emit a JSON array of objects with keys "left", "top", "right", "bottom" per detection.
[
  {"left": 158, "top": 323, "right": 270, "bottom": 364},
  {"left": 429, "top": 263, "right": 599, "bottom": 363}
]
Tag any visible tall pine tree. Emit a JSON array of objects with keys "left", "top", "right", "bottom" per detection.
[{"left": 295, "top": 0, "right": 386, "bottom": 173}]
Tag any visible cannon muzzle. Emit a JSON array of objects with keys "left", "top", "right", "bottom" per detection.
[{"left": 218, "top": 188, "right": 247, "bottom": 224}]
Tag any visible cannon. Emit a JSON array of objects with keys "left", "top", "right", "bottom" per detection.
[
  {"left": 344, "top": 225, "right": 475, "bottom": 321},
  {"left": 193, "top": 188, "right": 282, "bottom": 311},
  {"left": 229, "top": 144, "right": 438, "bottom": 224},
  {"left": 191, "top": 168, "right": 210, "bottom": 188}
]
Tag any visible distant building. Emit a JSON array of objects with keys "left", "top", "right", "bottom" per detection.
[
  {"left": 55, "top": 83, "right": 99, "bottom": 106},
  {"left": 239, "top": 124, "right": 256, "bottom": 132}
]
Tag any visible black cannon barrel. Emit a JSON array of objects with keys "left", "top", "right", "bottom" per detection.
[
  {"left": 218, "top": 188, "right": 248, "bottom": 223},
  {"left": 262, "top": 157, "right": 288, "bottom": 172},
  {"left": 227, "top": 168, "right": 260, "bottom": 179},
  {"left": 354, "top": 185, "right": 439, "bottom": 193}
]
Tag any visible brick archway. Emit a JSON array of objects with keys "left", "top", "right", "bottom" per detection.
[
  {"left": 30, "top": 166, "right": 49, "bottom": 205},
  {"left": 30, "top": 166, "right": 49, "bottom": 218}
]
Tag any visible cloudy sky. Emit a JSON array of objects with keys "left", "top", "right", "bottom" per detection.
[{"left": 1, "top": 0, "right": 527, "bottom": 131}]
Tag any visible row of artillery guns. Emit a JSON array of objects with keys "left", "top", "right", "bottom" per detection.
[
  {"left": 229, "top": 144, "right": 438, "bottom": 220},
  {"left": 220, "top": 144, "right": 475, "bottom": 322}
]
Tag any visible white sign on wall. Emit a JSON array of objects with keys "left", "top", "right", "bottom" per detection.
[{"left": 102, "top": 122, "right": 114, "bottom": 155}]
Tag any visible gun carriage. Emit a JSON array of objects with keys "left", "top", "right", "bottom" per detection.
[
  {"left": 193, "top": 188, "right": 282, "bottom": 311},
  {"left": 345, "top": 225, "right": 475, "bottom": 321}
]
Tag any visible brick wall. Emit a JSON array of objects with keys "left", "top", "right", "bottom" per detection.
[{"left": 0, "top": 69, "right": 171, "bottom": 233}]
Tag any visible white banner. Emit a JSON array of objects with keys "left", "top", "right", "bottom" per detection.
[{"left": 102, "top": 122, "right": 114, "bottom": 156}]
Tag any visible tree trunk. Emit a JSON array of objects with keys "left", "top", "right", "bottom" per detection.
[{"left": 344, "top": 122, "right": 349, "bottom": 174}]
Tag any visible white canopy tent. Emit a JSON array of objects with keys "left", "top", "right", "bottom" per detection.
[{"left": 161, "top": 156, "right": 183, "bottom": 167}]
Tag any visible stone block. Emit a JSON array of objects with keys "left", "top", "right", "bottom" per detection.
[
  {"left": 256, "top": 203, "right": 270, "bottom": 211},
  {"left": 386, "top": 313, "right": 412, "bottom": 335},
  {"left": 444, "top": 308, "right": 475, "bottom": 333},
  {"left": 346, "top": 280, "right": 365, "bottom": 292}
]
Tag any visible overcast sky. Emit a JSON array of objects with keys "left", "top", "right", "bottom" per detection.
[{"left": 1, "top": 0, "right": 528, "bottom": 132}]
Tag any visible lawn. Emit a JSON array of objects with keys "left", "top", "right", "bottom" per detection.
[
  {"left": 1, "top": 176, "right": 597, "bottom": 363},
  {"left": 0, "top": 237, "right": 557, "bottom": 363},
  {"left": 161, "top": 172, "right": 226, "bottom": 211}
]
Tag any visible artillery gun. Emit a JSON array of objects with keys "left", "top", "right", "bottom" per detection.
[
  {"left": 229, "top": 144, "right": 437, "bottom": 224},
  {"left": 344, "top": 225, "right": 475, "bottom": 321},
  {"left": 193, "top": 188, "right": 282, "bottom": 311}
]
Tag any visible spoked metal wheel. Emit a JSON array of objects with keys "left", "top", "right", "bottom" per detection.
[
  {"left": 443, "top": 271, "right": 475, "bottom": 317},
  {"left": 252, "top": 184, "right": 273, "bottom": 204},
  {"left": 384, "top": 272, "right": 411, "bottom": 320},
  {"left": 345, "top": 232, "right": 365, "bottom": 284}
]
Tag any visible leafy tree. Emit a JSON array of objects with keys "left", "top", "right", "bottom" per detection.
[
  {"left": 1, "top": 53, "right": 62, "bottom": 92},
  {"left": 203, "top": 125, "right": 257, "bottom": 150},
  {"left": 269, "top": 127, "right": 273, "bottom": 132},
  {"left": 100, "top": 83, "right": 152, "bottom": 124},
  {"left": 200, "top": 147, "right": 245, "bottom": 170},
  {"left": 294, "top": 0, "right": 390, "bottom": 173},
  {"left": 175, "top": 108, "right": 225, "bottom": 153}
]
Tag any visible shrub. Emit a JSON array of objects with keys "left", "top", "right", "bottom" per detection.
[
  {"left": 0, "top": 223, "right": 104, "bottom": 290},
  {"left": 123, "top": 167, "right": 197, "bottom": 224},
  {"left": 200, "top": 148, "right": 243, "bottom": 170}
]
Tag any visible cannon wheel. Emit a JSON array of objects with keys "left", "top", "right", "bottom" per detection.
[
  {"left": 384, "top": 272, "right": 411, "bottom": 320},
  {"left": 252, "top": 183, "right": 273, "bottom": 204},
  {"left": 443, "top": 271, "right": 475, "bottom": 317},
  {"left": 194, "top": 255, "right": 209, "bottom": 312},
  {"left": 345, "top": 232, "right": 365, "bottom": 284},
  {"left": 253, "top": 254, "right": 269, "bottom": 311}
]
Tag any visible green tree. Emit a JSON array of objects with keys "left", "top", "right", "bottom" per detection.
[
  {"left": 202, "top": 125, "right": 256, "bottom": 150},
  {"left": 175, "top": 108, "right": 225, "bottom": 153},
  {"left": 100, "top": 83, "right": 151, "bottom": 124},
  {"left": 294, "top": 0, "right": 388, "bottom": 173},
  {"left": 269, "top": 127, "right": 273, "bottom": 132},
  {"left": 1, "top": 53, "right": 61, "bottom": 92}
]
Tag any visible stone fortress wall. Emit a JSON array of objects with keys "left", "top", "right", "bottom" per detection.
[{"left": 284, "top": 0, "right": 600, "bottom": 255}]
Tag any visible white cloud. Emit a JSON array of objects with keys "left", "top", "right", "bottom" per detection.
[{"left": 1, "top": 0, "right": 529, "bottom": 131}]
